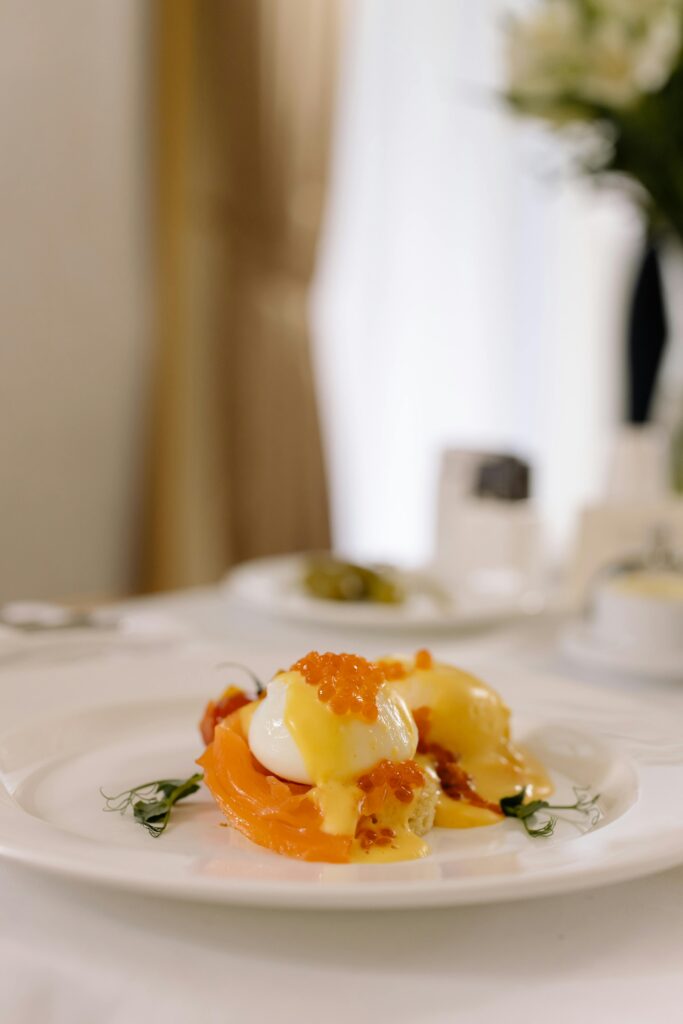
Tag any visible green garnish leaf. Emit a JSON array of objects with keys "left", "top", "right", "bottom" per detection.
[
  {"left": 499, "top": 789, "right": 528, "bottom": 813},
  {"left": 500, "top": 786, "right": 600, "bottom": 838},
  {"left": 214, "top": 661, "right": 265, "bottom": 696},
  {"left": 525, "top": 817, "right": 557, "bottom": 838},
  {"left": 101, "top": 772, "right": 203, "bottom": 838}
]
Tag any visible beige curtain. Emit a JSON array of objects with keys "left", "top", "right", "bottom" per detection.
[{"left": 141, "top": 0, "right": 342, "bottom": 592}]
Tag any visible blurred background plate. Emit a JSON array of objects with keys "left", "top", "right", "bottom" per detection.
[
  {"left": 224, "top": 555, "right": 545, "bottom": 632},
  {"left": 0, "top": 610, "right": 191, "bottom": 670}
]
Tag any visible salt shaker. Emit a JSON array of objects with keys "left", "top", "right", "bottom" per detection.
[{"left": 433, "top": 451, "right": 543, "bottom": 601}]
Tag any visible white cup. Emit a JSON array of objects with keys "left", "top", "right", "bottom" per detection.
[
  {"left": 433, "top": 450, "right": 542, "bottom": 598},
  {"left": 593, "top": 570, "right": 683, "bottom": 653}
]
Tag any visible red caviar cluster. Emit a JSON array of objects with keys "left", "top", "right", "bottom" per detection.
[
  {"left": 412, "top": 705, "right": 432, "bottom": 746},
  {"left": 290, "top": 651, "right": 387, "bottom": 721},
  {"left": 377, "top": 648, "right": 433, "bottom": 681},
  {"left": 357, "top": 759, "right": 425, "bottom": 805},
  {"left": 290, "top": 649, "right": 436, "bottom": 722},
  {"left": 355, "top": 819, "right": 396, "bottom": 851},
  {"left": 414, "top": 648, "right": 433, "bottom": 670},
  {"left": 377, "top": 659, "right": 408, "bottom": 681},
  {"left": 199, "top": 686, "right": 251, "bottom": 746}
]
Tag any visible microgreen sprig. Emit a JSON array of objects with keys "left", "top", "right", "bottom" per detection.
[
  {"left": 500, "top": 787, "right": 600, "bottom": 838},
  {"left": 101, "top": 773, "right": 204, "bottom": 838},
  {"left": 214, "top": 662, "right": 265, "bottom": 696}
]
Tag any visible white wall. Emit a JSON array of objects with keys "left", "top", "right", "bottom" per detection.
[
  {"left": 312, "top": 0, "right": 641, "bottom": 568},
  {"left": 0, "top": 0, "right": 150, "bottom": 601}
]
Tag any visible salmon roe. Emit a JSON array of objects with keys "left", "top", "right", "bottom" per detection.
[
  {"left": 290, "top": 649, "right": 436, "bottom": 721},
  {"left": 377, "top": 649, "right": 433, "bottom": 681},
  {"left": 356, "top": 759, "right": 425, "bottom": 805},
  {"left": 199, "top": 686, "right": 252, "bottom": 746},
  {"left": 355, "top": 819, "right": 396, "bottom": 851},
  {"left": 290, "top": 651, "right": 389, "bottom": 721},
  {"left": 412, "top": 705, "right": 432, "bottom": 746},
  {"left": 415, "top": 648, "right": 433, "bottom": 670},
  {"left": 377, "top": 659, "right": 408, "bottom": 681}
]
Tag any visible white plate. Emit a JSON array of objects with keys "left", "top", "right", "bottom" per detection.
[
  {"left": 1, "top": 650, "right": 682, "bottom": 909},
  {"left": 225, "top": 555, "right": 542, "bottom": 632},
  {"left": 561, "top": 621, "right": 683, "bottom": 683}
]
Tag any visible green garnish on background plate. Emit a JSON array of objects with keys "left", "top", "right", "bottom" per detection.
[{"left": 303, "top": 556, "right": 405, "bottom": 604}]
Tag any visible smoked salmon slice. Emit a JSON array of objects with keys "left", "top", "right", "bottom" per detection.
[{"left": 198, "top": 711, "right": 352, "bottom": 863}]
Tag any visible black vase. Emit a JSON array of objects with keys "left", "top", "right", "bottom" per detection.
[{"left": 627, "top": 238, "right": 668, "bottom": 425}]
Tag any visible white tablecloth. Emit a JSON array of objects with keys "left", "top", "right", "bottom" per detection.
[{"left": 1, "top": 586, "right": 682, "bottom": 1024}]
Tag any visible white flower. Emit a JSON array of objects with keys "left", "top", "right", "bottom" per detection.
[
  {"left": 578, "top": 9, "right": 681, "bottom": 107},
  {"left": 633, "top": 11, "right": 682, "bottom": 93},
  {"left": 579, "top": 21, "right": 642, "bottom": 107},
  {"left": 506, "top": 0, "right": 683, "bottom": 114},
  {"left": 506, "top": 0, "right": 588, "bottom": 116},
  {"left": 596, "top": 0, "right": 680, "bottom": 22}
]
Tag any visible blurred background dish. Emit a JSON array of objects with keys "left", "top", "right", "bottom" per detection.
[
  {"left": 225, "top": 553, "right": 544, "bottom": 632},
  {"left": 1, "top": 0, "right": 683, "bottom": 657},
  {"left": 561, "top": 619, "right": 683, "bottom": 683},
  {"left": 302, "top": 555, "right": 407, "bottom": 605},
  {"left": 562, "top": 526, "right": 683, "bottom": 681},
  {"left": 592, "top": 569, "right": 683, "bottom": 655}
]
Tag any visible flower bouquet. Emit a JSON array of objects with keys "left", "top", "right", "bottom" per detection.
[
  {"left": 506, "top": 0, "right": 683, "bottom": 466},
  {"left": 506, "top": 0, "right": 683, "bottom": 236}
]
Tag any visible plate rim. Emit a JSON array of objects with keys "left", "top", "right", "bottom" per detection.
[{"left": 1, "top": 802, "right": 682, "bottom": 910}]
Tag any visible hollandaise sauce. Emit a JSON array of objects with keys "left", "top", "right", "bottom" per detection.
[
  {"left": 382, "top": 653, "right": 553, "bottom": 827},
  {"left": 282, "top": 665, "right": 429, "bottom": 862},
  {"left": 199, "top": 649, "right": 553, "bottom": 863}
]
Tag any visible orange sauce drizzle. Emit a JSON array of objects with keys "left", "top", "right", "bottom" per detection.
[{"left": 413, "top": 705, "right": 501, "bottom": 816}]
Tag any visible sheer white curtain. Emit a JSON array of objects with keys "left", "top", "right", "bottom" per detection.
[{"left": 311, "top": 0, "right": 642, "bottom": 568}]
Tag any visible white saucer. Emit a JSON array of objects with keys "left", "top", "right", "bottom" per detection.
[{"left": 561, "top": 620, "right": 683, "bottom": 682}]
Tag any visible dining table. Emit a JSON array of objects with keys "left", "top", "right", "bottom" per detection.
[{"left": 1, "top": 582, "right": 682, "bottom": 1024}]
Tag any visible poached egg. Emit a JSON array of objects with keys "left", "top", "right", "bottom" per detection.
[
  {"left": 381, "top": 652, "right": 553, "bottom": 826},
  {"left": 248, "top": 669, "right": 418, "bottom": 786}
]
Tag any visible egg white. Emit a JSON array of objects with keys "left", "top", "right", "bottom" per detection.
[
  {"left": 248, "top": 673, "right": 417, "bottom": 785},
  {"left": 248, "top": 677, "right": 310, "bottom": 783}
]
